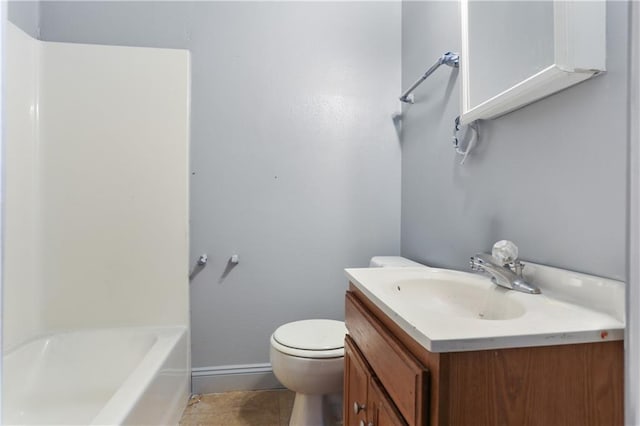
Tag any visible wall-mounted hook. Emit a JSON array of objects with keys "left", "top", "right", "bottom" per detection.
[
  {"left": 218, "top": 254, "right": 240, "bottom": 283},
  {"left": 189, "top": 253, "right": 208, "bottom": 282}
]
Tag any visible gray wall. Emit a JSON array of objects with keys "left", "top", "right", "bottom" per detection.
[
  {"left": 8, "top": 1, "right": 39, "bottom": 38},
  {"left": 35, "top": 1, "right": 401, "bottom": 381},
  {"left": 401, "top": 1, "right": 628, "bottom": 280}
]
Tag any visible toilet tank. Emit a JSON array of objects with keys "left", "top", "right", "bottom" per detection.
[{"left": 369, "top": 256, "right": 426, "bottom": 268}]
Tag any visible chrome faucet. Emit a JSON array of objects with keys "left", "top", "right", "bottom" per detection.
[{"left": 469, "top": 253, "right": 541, "bottom": 294}]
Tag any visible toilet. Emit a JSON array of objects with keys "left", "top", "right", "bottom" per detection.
[
  {"left": 270, "top": 319, "right": 346, "bottom": 426},
  {"left": 270, "top": 257, "right": 423, "bottom": 426}
]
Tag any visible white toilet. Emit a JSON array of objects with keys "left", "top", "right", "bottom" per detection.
[
  {"left": 270, "top": 319, "right": 346, "bottom": 426},
  {"left": 270, "top": 257, "right": 423, "bottom": 426}
]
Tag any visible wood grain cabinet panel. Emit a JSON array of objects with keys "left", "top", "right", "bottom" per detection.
[
  {"left": 370, "top": 377, "right": 408, "bottom": 426},
  {"left": 446, "top": 343, "right": 624, "bottom": 426},
  {"left": 344, "top": 336, "right": 371, "bottom": 426}
]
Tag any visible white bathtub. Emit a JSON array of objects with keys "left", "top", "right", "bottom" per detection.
[{"left": 3, "top": 327, "right": 190, "bottom": 425}]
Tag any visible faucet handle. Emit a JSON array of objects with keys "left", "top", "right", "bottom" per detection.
[{"left": 492, "top": 240, "right": 519, "bottom": 265}]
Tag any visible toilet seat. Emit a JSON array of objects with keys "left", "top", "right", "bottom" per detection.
[{"left": 271, "top": 319, "right": 346, "bottom": 359}]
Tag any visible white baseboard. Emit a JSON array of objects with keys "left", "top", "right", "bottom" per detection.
[{"left": 191, "top": 363, "right": 283, "bottom": 394}]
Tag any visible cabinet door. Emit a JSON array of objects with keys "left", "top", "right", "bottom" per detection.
[
  {"left": 370, "top": 377, "right": 408, "bottom": 426},
  {"left": 344, "top": 336, "right": 371, "bottom": 426}
]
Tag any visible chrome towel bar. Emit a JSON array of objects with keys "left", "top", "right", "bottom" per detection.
[{"left": 399, "top": 51, "right": 459, "bottom": 104}]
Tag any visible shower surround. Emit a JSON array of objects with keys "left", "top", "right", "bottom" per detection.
[{"left": 3, "top": 22, "right": 190, "bottom": 424}]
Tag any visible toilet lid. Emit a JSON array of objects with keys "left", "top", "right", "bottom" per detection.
[{"left": 273, "top": 319, "right": 346, "bottom": 351}]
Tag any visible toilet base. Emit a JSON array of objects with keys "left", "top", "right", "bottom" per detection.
[{"left": 289, "top": 393, "right": 340, "bottom": 426}]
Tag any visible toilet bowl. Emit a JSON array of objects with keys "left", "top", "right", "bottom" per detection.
[{"left": 270, "top": 319, "right": 346, "bottom": 426}]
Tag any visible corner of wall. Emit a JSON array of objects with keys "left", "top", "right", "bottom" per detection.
[{"left": 7, "top": 0, "right": 40, "bottom": 40}]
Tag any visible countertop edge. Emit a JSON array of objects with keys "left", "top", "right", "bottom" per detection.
[{"left": 346, "top": 270, "right": 624, "bottom": 354}]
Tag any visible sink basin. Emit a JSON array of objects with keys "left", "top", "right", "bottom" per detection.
[
  {"left": 392, "top": 278, "right": 526, "bottom": 320},
  {"left": 344, "top": 265, "right": 625, "bottom": 352}
]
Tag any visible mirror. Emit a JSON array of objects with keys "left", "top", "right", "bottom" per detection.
[{"left": 460, "top": 1, "right": 606, "bottom": 124}]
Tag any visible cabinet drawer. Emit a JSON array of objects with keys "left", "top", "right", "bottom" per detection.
[{"left": 346, "top": 292, "right": 429, "bottom": 426}]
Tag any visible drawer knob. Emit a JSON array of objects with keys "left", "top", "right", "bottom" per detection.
[{"left": 354, "top": 401, "right": 366, "bottom": 414}]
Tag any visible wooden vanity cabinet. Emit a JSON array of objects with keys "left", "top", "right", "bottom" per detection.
[
  {"left": 344, "top": 336, "right": 407, "bottom": 426},
  {"left": 345, "top": 285, "right": 624, "bottom": 426}
]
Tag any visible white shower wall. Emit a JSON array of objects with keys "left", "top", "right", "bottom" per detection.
[
  {"left": 4, "top": 22, "right": 41, "bottom": 350},
  {"left": 3, "top": 23, "right": 190, "bottom": 350},
  {"left": 38, "top": 37, "right": 190, "bottom": 331}
]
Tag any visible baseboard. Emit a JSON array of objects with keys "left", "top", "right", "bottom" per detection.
[{"left": 191, "top": 363, "right": 284, "bottom": 394}]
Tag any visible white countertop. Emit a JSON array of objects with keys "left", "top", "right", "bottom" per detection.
[{"left": 345, "top": 265, "right": 625, "bottom": 353}]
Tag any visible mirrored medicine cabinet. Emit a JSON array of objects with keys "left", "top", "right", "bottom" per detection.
[{"left": 460, "top": 0, "right": 606, "bottom": 125}]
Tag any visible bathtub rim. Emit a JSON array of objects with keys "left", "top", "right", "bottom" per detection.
[
  {"left": 2, "top": 325, "right": 190, "bottom": 426},
  {"left": 91, "top": 325, "right": 189, "bottom": 425}
]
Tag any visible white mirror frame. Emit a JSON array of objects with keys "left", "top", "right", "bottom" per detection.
[{"left": 460, "top": 0, "right": 606, "bottom": 125}]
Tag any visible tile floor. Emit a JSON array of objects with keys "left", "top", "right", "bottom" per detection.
[{"left": 179, "top": 390, "right": 295, "bottom": 426}]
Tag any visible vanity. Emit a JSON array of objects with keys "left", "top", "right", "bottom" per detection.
[
  {"left": 343, "top": 265, "right": 624, "bottom": 426},
  {"left": 352, "top": 0, "right": 620, "bottom": 423}
]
